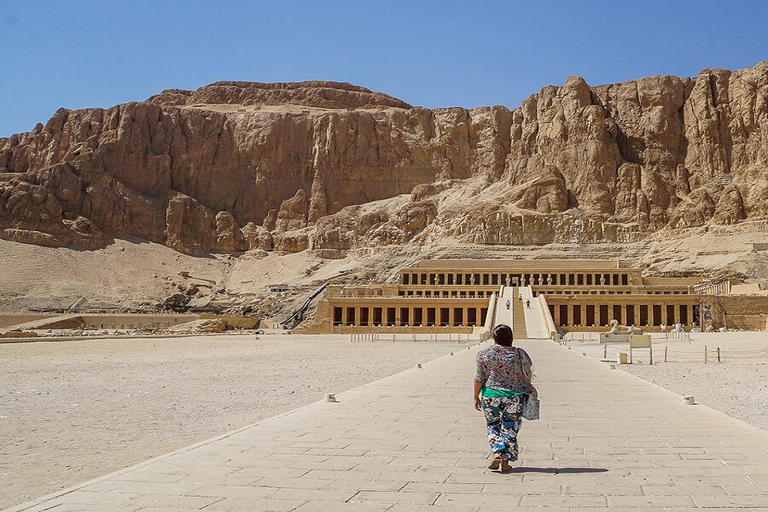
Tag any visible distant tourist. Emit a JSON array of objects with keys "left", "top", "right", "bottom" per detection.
[
  {"left": 473, "top": 324, "right": 537, "bottom": 471},
  {"left": 526, "top": 300, "right": 530, "bottom": 309},
  {"left": 506, "top": 300, "right": 510, "bottom": 309}
]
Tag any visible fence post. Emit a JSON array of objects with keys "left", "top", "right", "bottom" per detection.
[
  {"left": 717, "top": 347, "right": 721, "bottom": 363},
  {"left": 664, "top": 345, "right": 668, "bottom": 363},
  {"left": 604, "top": 344, "right": 607, "bottom": 359},
  {"left": 705, "top": 345, "right": 708, "bottom": 365}
]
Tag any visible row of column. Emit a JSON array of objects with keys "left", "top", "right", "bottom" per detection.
[
  {"left": 333, "top": 306, "right": 487, "bottom": 327},
  {"left": 400, "top": 290, "right": 494, "bottom": 298},
  {"left": 553, "top": 303, "right": 696, "bottom": 327},
  {"left": 402, "top": 271, "right": 631, "bottom": 287}
]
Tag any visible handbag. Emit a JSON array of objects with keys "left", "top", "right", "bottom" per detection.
[{"left": 521, "top": 394, "right": 540, "bottom": 420}]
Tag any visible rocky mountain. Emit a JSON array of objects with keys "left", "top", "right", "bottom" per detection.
[{"left": 2, "top": 64, "right": 768, "bottom": 256}]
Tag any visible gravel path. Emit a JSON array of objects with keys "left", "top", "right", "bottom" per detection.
[{"left": 0, "top": 334, "right": 474, "bottom": 509}]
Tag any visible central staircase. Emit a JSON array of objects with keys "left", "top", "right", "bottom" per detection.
[{"left": 512, "top": 287, "right": 528, "bottom": 338}]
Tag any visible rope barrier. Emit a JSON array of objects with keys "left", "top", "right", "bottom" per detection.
[{"left": 598, "top": 343, "right": 768, "bottom": 363}]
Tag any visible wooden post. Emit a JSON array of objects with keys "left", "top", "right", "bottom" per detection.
[
  {"left": 604, "top": 344, "right": 607, "bottom": 358},
  {"left": 649, "top": 345, "right": 653, "bottom": 365},
  {"left": 664, "top": 345, "right": 668, "bottom": 363},
  {"left": 717, "top": 347, "right": 721, "bottom": 363},
  {"left": 705, "top": 345, "right": 708, "bottom": 365}
]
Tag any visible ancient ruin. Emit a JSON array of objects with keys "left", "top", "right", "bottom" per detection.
[{"left": 302, "top": 259, "right": 701, "bottom": 335}]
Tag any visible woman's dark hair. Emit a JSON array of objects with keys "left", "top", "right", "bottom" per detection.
[{"left": 492, "top": 324, "right": 513, "bottom": 346}]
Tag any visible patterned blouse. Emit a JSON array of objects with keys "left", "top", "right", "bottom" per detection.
[{"left": 474, "top": 345, "right": 536, "bottom": 395}]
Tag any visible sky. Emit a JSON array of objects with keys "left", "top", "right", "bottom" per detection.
[{"left": 1, "top": 0, "right": 767, "bottom": 138}]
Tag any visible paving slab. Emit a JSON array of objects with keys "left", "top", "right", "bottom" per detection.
[{"left": 6, "top": 338, "right": 768, "bottom": 511}]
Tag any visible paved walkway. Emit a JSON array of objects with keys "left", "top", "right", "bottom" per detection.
[{"left": 8, "top": 339, "right": 768, "bottom": 511}]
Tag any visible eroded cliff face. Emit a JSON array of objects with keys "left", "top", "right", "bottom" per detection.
[{"left": 1, "top": 65, "right": 767, "bottom": 254}]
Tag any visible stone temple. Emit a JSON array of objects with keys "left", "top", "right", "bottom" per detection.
[{"left": 301, "top": 259, "right": 706, "bottom": 336}]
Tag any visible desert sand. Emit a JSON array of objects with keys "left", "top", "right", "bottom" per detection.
[
  {"left": 569, "top": 331, "right": 768, "bottom": 432},
  {"left": 0, "top": 334, "right": 474, "bottom": 510},
  {"left": 4, "top": 329, "right": 768, "bottom": 510}
]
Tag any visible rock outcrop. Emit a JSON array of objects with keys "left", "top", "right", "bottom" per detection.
[{"left": 2, "top": 65, "right": 768, "bottom": 254}]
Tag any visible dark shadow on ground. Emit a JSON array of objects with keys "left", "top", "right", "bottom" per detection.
[{"left": 513, "top": 467, "right": 609, "bottom": 474}]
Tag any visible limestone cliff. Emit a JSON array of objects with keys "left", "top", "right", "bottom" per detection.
[{"left": 1, "top": 64, "right": 767, "bottom": 254}]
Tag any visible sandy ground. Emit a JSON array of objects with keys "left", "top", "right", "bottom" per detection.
[
  {"left": 0, "top": 237, "right": 420, "bottom": 319},
  {"left": 0, "top": 334, "right": 474, "bottom": 510},
  {"left": 4, "top": 330, "right": 768, "bottom": 510},
  {"left": 4, "top": 228, "right": 768, "bottom": 318},
  {"left": 567, "top": 331, "right": 768, "bottom": 432}
]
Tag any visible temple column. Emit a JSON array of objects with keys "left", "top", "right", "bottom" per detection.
[
  {"left": 634, "top": 305, "right": 641, "bottom": 326},
  {"left": 661, "top": 303, "right": 668, "bottom": 326}
]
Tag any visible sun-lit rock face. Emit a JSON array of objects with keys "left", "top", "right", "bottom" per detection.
[{"left": 1, "top": 63, "right": 768, "bottom": 254}]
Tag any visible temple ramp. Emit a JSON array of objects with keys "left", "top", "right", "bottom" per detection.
[
  {"left": 494, "top": 286, "right": 514, "bottom": 327},
  {"left": 518, "top": 286, "right": 550, "bottom": 339}
]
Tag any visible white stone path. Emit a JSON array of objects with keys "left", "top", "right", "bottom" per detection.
[{"left": 7, "top": 338, "right": 768, "bottom": 511}]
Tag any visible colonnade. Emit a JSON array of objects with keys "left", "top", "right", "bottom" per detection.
[
  {"left": 398, "top": 289, "right": 495, "bottom": 299},
  {"left": 333, "top": 305, "right": 488, "bottom": 328},
  {"left": 552, "top": 302, "right": 697, "bottom": 327},
  {"left": 401, "top": 271, "right": 633, "bottom": 288}
]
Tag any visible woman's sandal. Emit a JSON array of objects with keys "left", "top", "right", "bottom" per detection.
[{"left": 488, "top": 456, "right": 502, "bottom": 470}]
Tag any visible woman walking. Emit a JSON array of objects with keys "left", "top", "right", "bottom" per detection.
[{"left": 473, "top": 324, "right": 537, "bottom": 471}]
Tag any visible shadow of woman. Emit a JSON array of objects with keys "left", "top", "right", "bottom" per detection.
[{"left": 511, "top": 467, "right": 609, "bottom": 474}]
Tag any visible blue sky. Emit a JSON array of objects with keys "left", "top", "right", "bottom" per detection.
[{"left": 1, "top": 0, "right": 766, "bottom": 138}]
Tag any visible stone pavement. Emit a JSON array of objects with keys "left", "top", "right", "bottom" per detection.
[{"left": 7, "top": 338, "right": 768, "bottom": 511}]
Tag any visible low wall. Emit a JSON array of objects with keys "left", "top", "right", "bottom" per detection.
[
  {"left": 199, "top": 314, "right": 260, "bottom": 329},
  {"left": 724, "top": 315, "right": 768, "bottom": 331},
  {"left": 4, "top": 313, "right": 259, "bottom": 332},
  {"left": 0, "top": 314, "right": 55, "bottom": 328}
]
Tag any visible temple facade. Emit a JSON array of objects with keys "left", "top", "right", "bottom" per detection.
[{"left": 302, "top": 260, "right": 701, "bottom": 334}]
